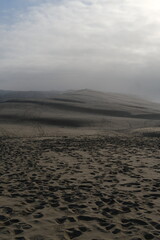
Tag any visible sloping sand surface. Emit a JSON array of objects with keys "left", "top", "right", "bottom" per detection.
[
  {"left": 0, "top": 135, "right": 160, "bottom": 240},
  {"left": 1, "top": 89, "right": 160, "bottom": 137}
]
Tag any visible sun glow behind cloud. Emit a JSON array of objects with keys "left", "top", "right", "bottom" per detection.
[{"left": 0, "top": 0, "right": 160, "bottom": 97}]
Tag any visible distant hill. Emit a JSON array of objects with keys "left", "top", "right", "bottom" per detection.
[
  {"left": 0, "top": 89, "right": 160, "bottom": 137},
  {"left": 0, "top": 90, "right": 61, "bottom": 101}
]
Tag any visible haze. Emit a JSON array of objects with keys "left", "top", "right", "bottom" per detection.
[{"left": 1, "top": 0, "right": 160, "bottom": 101}]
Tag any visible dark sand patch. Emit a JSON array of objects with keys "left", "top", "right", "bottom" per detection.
[{"left": 0, "top": 114, "right": 91, "bottom": 127}]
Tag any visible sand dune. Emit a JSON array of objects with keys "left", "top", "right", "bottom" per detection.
[
  {"left": 0, "top": 90, "right": 160, "bottom": 240},
  {"left": 0, "top": 89, "right": 160, "bottom": 137},
  {"left": 4, "top": 99, "right": 160, "bottom": 119}
]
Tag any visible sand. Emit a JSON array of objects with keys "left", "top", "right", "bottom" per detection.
[
  {"left": 1, "top": 89, "right": 160, "bottom": 138},
  {"left": 0, "top": 90, "right": 160, "bottom": 240},
  {"left": 0, "top": 134, "right": 160, "bottom": 240}
]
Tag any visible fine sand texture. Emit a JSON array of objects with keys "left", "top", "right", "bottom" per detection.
[{"left": 0, "top": 135, "right": 160, "bottom": 240}]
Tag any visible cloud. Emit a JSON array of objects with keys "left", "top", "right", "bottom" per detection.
[{"left": 1, "top": 0, "right": 160, "bottom": 98}]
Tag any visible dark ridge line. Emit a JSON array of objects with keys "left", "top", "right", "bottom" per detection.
[
  {"left": 51, "top": 98, "right": 84, "bottom": 103},
  {"left": 2, "top": 99, "right": 160, "bottom": 120},
  {"left": 134, "top": 113, "right": 160, "bottom": 120},
  {"left": 121, "top": 104, "right": 146, "bottom": 109},
  {"left": 0, "top": 115, "right": 91, "bottom": 127}
]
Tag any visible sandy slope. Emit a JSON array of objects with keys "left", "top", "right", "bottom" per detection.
[
  {"left": 0, "top": 90, "right": 160, "bottom": 240},
  {"left": 0, "top": 135, "right": 160, "bottom": 240},
  {"left": 0, "top": 89, "right": 160, "bottom": 137}
]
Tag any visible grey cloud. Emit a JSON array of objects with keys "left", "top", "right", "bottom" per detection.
[{"left": 1, "top": 0, "right": 160, "bottom": 100}]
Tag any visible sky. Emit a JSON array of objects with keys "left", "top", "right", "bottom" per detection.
[{"left": 1, "top": 0, "right": 160, "bottom": 100}]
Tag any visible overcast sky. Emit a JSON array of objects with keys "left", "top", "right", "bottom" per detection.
[{"left": 1, "top": 0, "right": 160, "bottom": 100}]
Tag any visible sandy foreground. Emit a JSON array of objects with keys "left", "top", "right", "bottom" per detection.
[{"left": 0, "top": 134, "right": 160, "bottom": 240}]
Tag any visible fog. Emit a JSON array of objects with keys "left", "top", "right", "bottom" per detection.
[{"left": 1, "top": 0, "right": 160, "bottom": 101}]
